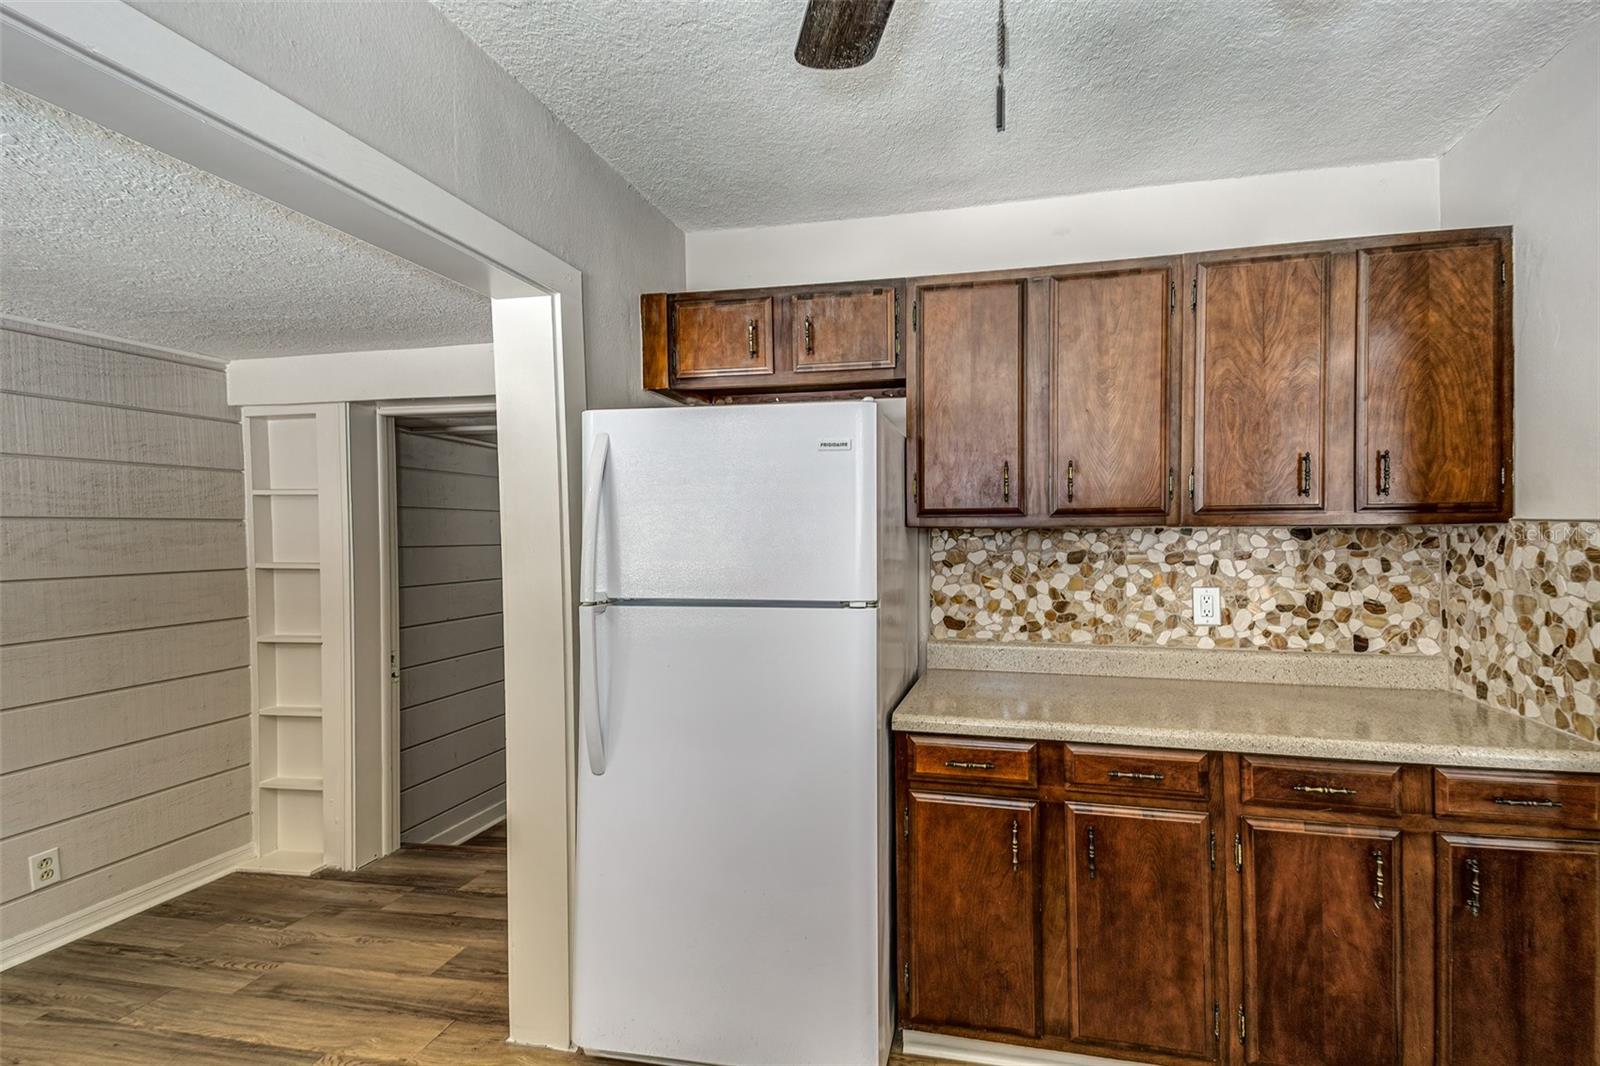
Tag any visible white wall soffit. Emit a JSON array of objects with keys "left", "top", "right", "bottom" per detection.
[
  {"left": 0, "top": 0, "right": 576, "bottom": 302},
  {"left": 226, "top": 344, "right": 497, "bottom": 405}
]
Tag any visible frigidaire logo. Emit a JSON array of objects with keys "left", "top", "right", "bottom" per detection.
[{"left": 817, "top": 439, "right": 853, "bottom": 451}]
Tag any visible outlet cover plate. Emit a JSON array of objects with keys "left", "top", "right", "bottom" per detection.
[
  {"left": 28, "top": 847, "right": 60, "bottom": 891},
  {"left": 1193, "top": 587, "right": 1222, "bottom": 627}
]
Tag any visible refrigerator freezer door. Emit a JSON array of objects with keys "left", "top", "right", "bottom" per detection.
[
  {"left": 573, "top": 603, "right": 883, "bottom": 1066},
  {"left": 583, "top": 402, "right": 878, "bottom": 603}
]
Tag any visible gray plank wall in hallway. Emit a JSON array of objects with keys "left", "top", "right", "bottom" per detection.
[
  {"left": 0, "top": 322, "right": 251, "bottom": 946},
  {"left": 396, "top": 430, "right": 505, "bottom": 844}
]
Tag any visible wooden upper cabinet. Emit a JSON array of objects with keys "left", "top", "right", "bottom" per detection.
[
  {"left": 1048, "top": 266, "right": 1176, "bottom": 521},
  {"left": 904, "top": 790, "right": 1039, "bottom": 1036},
  {"left": 1065, "top": 804, "right": 1214, "bottom": 1059},
  {"left": 1437, "top": 835, "right": 1599, "bottom": 1066},
  {"left": 1241, "top": 819, "right": 1403, "bottom": 1066},
  {"left": 913, "top": 279, "right": 1026, "bottom": 517},
  {"left": 670, "top": 295, "right": 774, "bottom": 380},
  {"left": 788, "top": 286, "right": 896, "bottom": 373},
  {"left": 1357, "top": 236, "right": 1509, "bottom": 515},
  {"left": 1191, "top": 252, "right": 1336, "bottom": 516}
]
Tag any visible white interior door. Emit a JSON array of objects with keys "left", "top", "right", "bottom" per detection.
[{"left": 573, "top": 603, "right": 883, "bottom": 1066}]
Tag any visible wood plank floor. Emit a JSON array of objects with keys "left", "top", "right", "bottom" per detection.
[{"left": 0, "top": 824, "right": 950, "bottom": 1065}]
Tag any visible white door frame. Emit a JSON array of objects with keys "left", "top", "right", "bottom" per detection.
[
  {"left": 1, "top": 3, "right": 584, "bottom": 1046},
  {"left": 374, "top": 401, "right": 499, "bottom": 855}
]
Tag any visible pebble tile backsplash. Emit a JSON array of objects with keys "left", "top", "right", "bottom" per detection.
[{"left": 930, "top": 526, "right": 1443, "bottom": 654}]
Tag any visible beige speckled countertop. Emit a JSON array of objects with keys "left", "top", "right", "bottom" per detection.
[{"left": 892, "top": 668, "right": 1600, "bottom": 772}]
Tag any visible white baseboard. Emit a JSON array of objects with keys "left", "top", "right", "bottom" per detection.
[
  {"left": 901, "top": 1031, "right": 1153, "bottom": 1066},
  {"left": 407, "top": 798, "right": 506, "bottom": 847},
  {"left": 0, "top": 843, "right": 255, "bottom": 970}
]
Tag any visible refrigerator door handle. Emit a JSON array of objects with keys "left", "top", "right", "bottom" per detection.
[
  {"left": 580, "top": 603, "right": 607, "bottom": 775},
  {"left": 580, "top": 432, "right": 610, "bottom": 607}
]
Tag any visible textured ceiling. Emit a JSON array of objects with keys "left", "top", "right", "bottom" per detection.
[
  {"left": 433, "top": 0, "right": 1599, "bottom": 230},
  {"left": 0, "top": 87, "right": 490, "bottom": 360}
]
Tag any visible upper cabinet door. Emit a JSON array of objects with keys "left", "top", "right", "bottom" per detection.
[
  {"left": 788, "top": 287, "right": 897, "bottom": 374},
  {"left": 1192, "top": 253, "right": 1334, "bottom": 516},
  {"left": 670, "top": 295, "right": 774, "bottom": 380},
  {"left": 913, "top": 279, "right": 1027, "bottom": 517},
  {"left": 1049, "top": 266, "right": 1176, "bottom": 521},
  {"left": 1357, "top": 237, "right": 1509, "bottom": 515}
]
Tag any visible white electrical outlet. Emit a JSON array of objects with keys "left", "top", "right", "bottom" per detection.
[
  {"left": 1193, "top": 587, "right": 1222, "bottom": 627},
  {"left": 28, "top": 847, "right": 60, "bottom": 891}
]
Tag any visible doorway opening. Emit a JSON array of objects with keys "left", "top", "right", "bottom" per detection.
[{"left": 379, "top": 410, "right": 507, "bottom": 853}]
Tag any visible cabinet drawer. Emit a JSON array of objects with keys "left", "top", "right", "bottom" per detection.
[
  {"left": 907, "top": 735, "right": 1037, "bottom": 788},
  {"left": 1434, "top": 768, "right": 1600, "bottom": 829},
  {"left": 1066, "top": 745, "right": 1207, "bottom": 797},
  {"left": 1241, "top": 756, "right": 1402, "bottom": 815}
]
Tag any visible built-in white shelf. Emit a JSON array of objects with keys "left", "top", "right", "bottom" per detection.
[
  {"left": 260, "top": 775, "right": 323, "bottom": 792},
  {"left": 256, "top": 633, "right": 323, "bottom": 645},
  {"left": 249, "top": 849, "right": 326, "bottom": 876},
  {"left": 255, "top": 562, "right": 320, "bottom": 571},
  {"left": 251, "top": 488, "right": 318, "bottom": 497},
  {"left": 259, "top": 705, "right": 323, "bottom": 719}
]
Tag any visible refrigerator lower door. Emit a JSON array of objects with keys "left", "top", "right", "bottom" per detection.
[{"left": 573, "top": 604, "right": 884, "bottom": 1066}]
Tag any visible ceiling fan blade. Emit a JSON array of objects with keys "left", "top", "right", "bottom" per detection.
[{"left": 794, "top": 0, "right": 896, "bottom": 70}]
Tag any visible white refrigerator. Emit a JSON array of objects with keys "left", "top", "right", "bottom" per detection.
[{"left": 572, "top": 400, "right": 918, "bottom": 1066}]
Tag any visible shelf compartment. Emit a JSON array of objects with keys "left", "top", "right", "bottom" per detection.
[
  {"left": 255, "top": 562, "right": 320, "bottom": 571},
  {"left": 251, "top": 494, "right": 319, "bottom": 566},
  {"left": 258, "top": 788, "right": 323, "bottom": 861},
  {"left": 260, "top": 775, "right": 323, "bottom": 791},
  {"left": 251, "top": 488, "right": 317, "bottom": 497},
  {"left": 249, "top": 415, "right": 318, "bottom": 491},
  {"left": 257, "top": 641, "right": 321, "bottom": 709},
  {"left": 254, "top": 567, "right": 320, "bottom": 638},
  {"left": 256, "top": 634, "right": 322, "bottom": 645},
  {"left": 258, "top": 705, "right": 323, "bottom": 719},
  {"left": 249, "top": 849, "right": 326, "bottom": 876},
  {"left": 260, "top": 714, "right": 323, "bottom": 781}
]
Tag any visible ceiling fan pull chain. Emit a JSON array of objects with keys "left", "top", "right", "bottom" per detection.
[{"left": 996, "top": 0, "right": 1009, "bottom": 132}]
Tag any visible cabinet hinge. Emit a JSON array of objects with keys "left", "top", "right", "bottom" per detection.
[
  {"left": 894, "top": 292, "right": 902, "bottom": 356},
  {"left": 1169, "top": 281, "right": 1176, "bottom": 313},
  {"left": 388, "top": 651, "right": 399, "bottom": 682},
  {"left": 1238, "top": 1004, "right": 1246, "bottom": 1044},
  {"left": 911, "top": 473, "right": 919, "bottom": 503},
  {"left": 912, "top": 300, "right": 920, "bottom": 332},
  {"left": 1208, "top": 831, "right": 1216, "bottom": 870},
  {"left": 1190, "top": 278, "right": 1197, "bottom": 312},
  {"left": 1234, "top": 832, "right": 1243, "bottom": 872},
  {"left": 1500, "top": 464, "right": 1507, "bottom": 492},
  {"left": 1213, "top": 1003, "right": 1220, "bottom": 1041},
  {"left": 1167, "top": 468, "right": 1175, "bottom": 508}
]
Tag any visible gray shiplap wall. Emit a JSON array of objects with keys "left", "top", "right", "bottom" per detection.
[
  {"left": 396, "top": 430, "right": 505, "bottom": 843},
  {"left": 0, "top": 323, "right": 251, "bottom": 943}
]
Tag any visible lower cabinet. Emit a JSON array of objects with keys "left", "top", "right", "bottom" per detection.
[
  {"left": 1436, "top": 835, "right": 1600, "bottom": 1066},
  {"left": 902, "top": 790, "right": 1039, "bottom": 1035},
  {"left": 1066, "top": 804, "right": 1216, "bottom": 1059},
  {"left": 897, "top": 735, "right": 1600, "bottom": 1066},
  {"left": 1240, "top": 820, "right": 1401, "bottom": 1066}
]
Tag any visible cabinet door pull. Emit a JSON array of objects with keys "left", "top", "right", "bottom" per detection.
[
  {"left": 1291, "top": 784, "right": 1357, "bottom": 797},
  {"left": 1298, "top": 451, "right": 1312, "bottom": 497},
  {"left": 1001, "top": 460, "right": 1011, "bottom": 503},
  {"left": 944, "top": 759, "right": 996, "bottom": 771},
  {"left": 803, "top": 315, "right": 814, "bottom": 354},
  {"left": 747, "top": 320, "right": 758, "bottom": 357},
  {"left": 1492, "top": 796, "right": 1563, "bottom": 809},
  {"left": 1086, "top": 825, "right": 1097, "bottom": 879},
  {"left": 1377, "top": 449, "right": 1392, "bottom": 496},
  {"left": 1370, "top": 848, "right": 1386, "bottom": 909},
  {"left": 1107, "top": 770, "right": 1164, "bottom": 782},
  {"left": 1010, "top": 818, "right": 1019, "bottom": 870},
  {"left": 1065, "top": 459, "right": 1076, "bottom": 503},
  {"left": 1465, "top": 856, "right": 1482, "bottom": 917}
]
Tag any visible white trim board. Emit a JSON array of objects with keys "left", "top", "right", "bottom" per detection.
[
  {"left": 901, "top": 1031, "right": 1153, "bottom": 1066},
  {"left": 227, "top": 345, "right": 496, "bottom": 405},
  {"left": 410, "top": 799, "right": 507, "bottom": 848},
  {"left": 0, "top": 843, "right": 253, "bottom": 970}
]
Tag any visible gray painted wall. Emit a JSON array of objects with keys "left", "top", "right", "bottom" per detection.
[
  {"left": 396, "top": 431, "right": 506, "bottom": 844},
  {"left": 0, "top": 322, "right": 252, "bottom": 943},
  {"left": 130, "top": 0, "right": 687, "bottom": 410}
]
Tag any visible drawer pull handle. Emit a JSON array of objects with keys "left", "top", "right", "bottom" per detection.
[
  {"left": 1492, "top": 796, "right": 1563, "bottom": 809},
  {"left": 945, "top": 760, "right": 996, "bottom": 771},
  {"left": 1291, "top": 784, "right": 1358, "bottom": 796},
  {"left": 1377, "top": 449, "right": 1392, "bottom": 496},
  {"left": 1107, "top": 770, "right": 1165, "bottom": 782},
  {"left": 1298, "top": 451, "right": 1312, "bottom": 497},
  {"left": 803, "top": 315, "right": 814, "bottom": 354},
  {"left": 1370, "top": 848, "right": 1386, "bottom": 910},
  {"left": 1086, "top": 825, "right": 1097, "bottom": 880},
  {"left": 1465, "top": 856, "right": 1482, "bottom": 917},
  {"left": 747, "top": 320, "right": 758, "bottom": 357}
]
